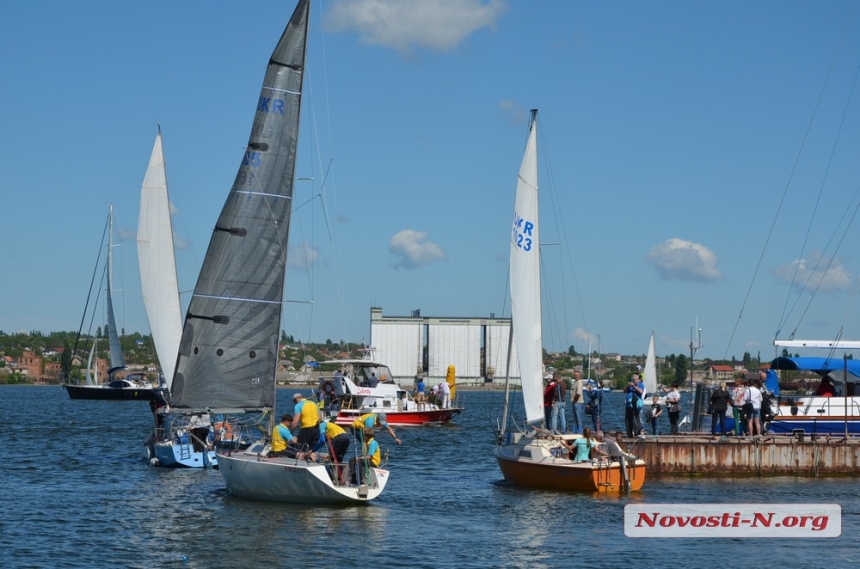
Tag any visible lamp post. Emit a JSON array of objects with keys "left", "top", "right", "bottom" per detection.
[{"left": 689, "top": 322, "right": 703, "bottom": 392}]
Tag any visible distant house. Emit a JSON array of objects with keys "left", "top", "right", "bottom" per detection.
[
  {"left": 706, "top": 364, "right": 734, "bottom": 381},
  {"left": 17, "top": 350, "right": 42, "bottom": 377}
]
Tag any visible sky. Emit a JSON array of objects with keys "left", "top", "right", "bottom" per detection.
[{"left": 3, "top": 0, "right": 860, "bottom": 362}]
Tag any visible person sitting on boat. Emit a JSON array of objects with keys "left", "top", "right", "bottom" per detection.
[
  {"left": 349, "top": 428, "right": 381, "bottom": 485},
  {"left": 350, "top": 412, "right": 401, "bottom": 445},
  {"left": 314, "top": 419, "right": 351, "bottom": 464},
  {"left": 370, "top": 373, "right": 379, "bottom": 387},
  {"left": 271, "top": 414, "right": 298, "bottom": 458},
  {"left": 291, "top": 393, "right": 321, "bottom": 459},
  {"left": 562, "top": 427, "right": 603, "bottom": 462},
  {"left": 815, "top": 376, "right": 837, "bottom": 397}
]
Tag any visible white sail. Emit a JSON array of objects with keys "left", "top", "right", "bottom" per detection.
[
  {"left": 643, "top": 331, "right": 657, "bottom": 398},
  {"left": 85, "top": 340, "right": 96, "bottom": 386},
  {"left": 137, "top": 130, "right": 182, "bottom": 391},
  {"left": 510, "top": 110, "right": 543, "bottom": 425},
  {"left": 105, "top": 205, "right": 126, "bottom": 373}
]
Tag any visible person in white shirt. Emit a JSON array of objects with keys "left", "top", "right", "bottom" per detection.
[
  {"left": 744, "top": 380, "right": 764, "bottom": 436},
  {"left": 438, "top": 381, "right": 451, "bottom": 409}
]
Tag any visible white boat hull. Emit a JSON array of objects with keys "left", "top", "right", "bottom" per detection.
[{"left": 217, "top": 447, "right": 388, "bottom": 504}]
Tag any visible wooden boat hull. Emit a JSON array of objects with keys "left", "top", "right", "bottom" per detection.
[
  {"left": 493, "top": 435, "right": 646, "bottom": 493},
  {"left": 218, "top": 447, "right": 388, "bottom": 504},
  {"left": 63, "top": 384, "right": 164, "bottom": 401},
  {"left": 334, "top": 407, "right": 463, "bottom": 427}
]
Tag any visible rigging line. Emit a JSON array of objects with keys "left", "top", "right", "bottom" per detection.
[
  {"left": 782, "top": 181, "right": 860, "bottom": 334},
  {"left": 536, "top": 116, "right": 590, "bottom": 348},
  {"left": 777, "top": 25, "right": 860, "bottom": 335},
  {"left": 723, "top": 2, "right": 858, "bottom": 358},
  {"left": 539, "top": 245, "right": 560, "bottom": 351},
  {"left": 791, "top": 186, "right": 860, "bottom": 335},
  {"left": 73, "top": 213, "right": 110, "bottom": 361}
]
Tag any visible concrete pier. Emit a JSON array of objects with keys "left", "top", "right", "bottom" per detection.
[{"left": 624, "top": 433, "right": 860, "bottom": 477}]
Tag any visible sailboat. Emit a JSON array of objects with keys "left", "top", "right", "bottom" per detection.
[
  {"left": 167, "top": 0, "right": 386, "bottom": 502},
  {"left": 64, "top": 205, "right": 162, "bottom": 401},
  {"left": 768, "top": 339, "right": 860, "bottom": 435},
  {"left": 643, "top": 331, "right": 664, "bottom": 405},
  {"left": 493, "top": 110, "right": 646, "bottom": 492},
  {"left": 136, "top": 130, "right": 219, "bottom": 467}
]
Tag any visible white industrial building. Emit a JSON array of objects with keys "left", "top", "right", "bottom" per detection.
[{"left": 369, "top": 307, "right": 521, "bottom": 387}]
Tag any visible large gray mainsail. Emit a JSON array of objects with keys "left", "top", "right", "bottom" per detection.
[{"left": 170, "top": 0, "right": 310, "bottom": 411}]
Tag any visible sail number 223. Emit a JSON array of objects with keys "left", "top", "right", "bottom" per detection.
[{"left": 512, "top": 213, "right": 535, "bottom": 252}]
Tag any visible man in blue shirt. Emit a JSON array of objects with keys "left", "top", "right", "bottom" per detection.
[{"left": 625, "top": 373, "right": 645, "bottom": 437}]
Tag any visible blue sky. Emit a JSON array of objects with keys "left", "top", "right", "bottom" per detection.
[{"left": 3, "top": 0, "right": 860, "bottom": 361}]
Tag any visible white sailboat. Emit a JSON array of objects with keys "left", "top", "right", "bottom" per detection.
[
  {"left": 137, "top": 129, "right": 217, "bottom": 468},
  {"left": 64, "top": 206, "right": 161, "bottom": 401},
  {"left": 493, "top": 110, "right": 646, "bottom": 492},
  {"left": 174, "top": 0, "right": 387, "bottom": 502},
  {"left": 643, "top": 331, "right": 664, "bottom": 405}
]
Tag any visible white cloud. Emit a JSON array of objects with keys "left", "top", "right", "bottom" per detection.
[
  {"left": 173, "top": 236, "right": 192, "bottom": 251},
  {"left": 573, "top": 327, "right": 596, "bottom": 348},
  {"left": 325, "top": 0, "right": 506, "bottom": 54},
  {"left": 498, "top": 100, "right": 529, "bottom": 125},
  {"left": 389, "top": 229, "right": 446, "bottom": 269},
  {"left": 288, "top": 241, "right": 321, "bottom": 271},
  {"left": 771, "top": 250, "right": 854, "bottom": 293},
  {"left": 645, "top": 238, "right": 722, "bottom": 283}
]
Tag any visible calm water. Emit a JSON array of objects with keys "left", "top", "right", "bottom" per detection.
[{"left": 1, "top": 385, "right": 857, "bottom": 568}]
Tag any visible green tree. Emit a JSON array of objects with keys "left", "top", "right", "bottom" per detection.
[
  {"left": 60, "top": 340, "right": 73, "bottom": 379},
  {"left": 567, "top": 345, "right": 577, "bottom": 357},
  {"left": 674, "top": 353, "right": 688, "bottom": 384}
]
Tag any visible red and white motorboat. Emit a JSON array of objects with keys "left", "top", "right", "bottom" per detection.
[{"left": 317, "top": 357, "right": 464, "bottom": 427}]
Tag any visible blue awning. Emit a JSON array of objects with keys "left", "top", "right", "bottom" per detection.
[{"left": 770, "top": 356, "right": 860, "bottom": 383}]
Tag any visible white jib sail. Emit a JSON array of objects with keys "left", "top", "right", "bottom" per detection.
[
  {"left": 510, "top": 111, "right": 543, "bottom": 425},
  {"left": 137, "top": 131, "right": 182, "bottom": 391},
  {"left": 85, "top": 339, "right": 96, "bottom": 386},
  {"left": 106, "top": 205, "right": 126, "bottom": 372}
]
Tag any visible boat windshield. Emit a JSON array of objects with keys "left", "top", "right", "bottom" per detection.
[{"left": 354, "top": 364, "right": 394, "bottom": 385}]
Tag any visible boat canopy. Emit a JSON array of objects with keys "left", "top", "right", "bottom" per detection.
[{"left": 770, "top": 356, "right": 860, "bottom": 384}]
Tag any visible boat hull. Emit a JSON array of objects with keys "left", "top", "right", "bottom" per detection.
[
  {"left": 767, "top": 419, "right": 860, "bottom": 435},
  {"left": 150, "top": 440, "right": 218, "bottom": 468},
  {"left": 63, "top": 384, "right": 164, "bottom": 401},
  {"left": 334, "top": 407, "right": 463, "bottom": 427},
  {"left": 493, "top": 436, "right": 645, "bottom": 493},
  {"left": 217, "top": 449, "right": 388, "bottom": 504},
  {"left": 767, "top": 396, "right": 860, "bottom": 435}
]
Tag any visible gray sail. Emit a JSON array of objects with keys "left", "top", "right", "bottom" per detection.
[
  {"left": 170, "top": 0, "right": 310, "bottom": 411},
  {"left": 106, "top": 204, "right": 126, "bottom": 373}
]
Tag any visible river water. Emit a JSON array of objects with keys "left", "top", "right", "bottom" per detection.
[{"left": 2, "top": 385, "right": 857, "bottom": 568}]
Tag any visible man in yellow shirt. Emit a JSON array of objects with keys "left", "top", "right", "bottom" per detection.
[
  {"left": 271, "top": 414, "right": 297, "bottom": 457},
  {"left": 290, "top": 393, "right": 321, "bottom": 456},
  {"left": 350, "top": 412, "right": 401, "bottom": 445}
]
